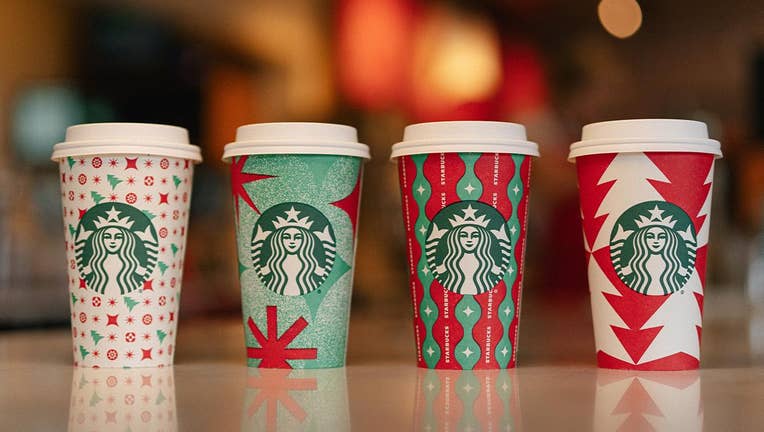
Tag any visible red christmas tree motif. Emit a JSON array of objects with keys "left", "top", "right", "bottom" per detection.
[
  {"left": 247, "top": 306, "right": 317, "bottom": 368},
  {"left": 230, "top": 156, "right": 276, "bottom": 221},
  {"left": 612, "top": 378, "right": 662, "bottom": 432},
  {"left": 246, "top": 370, "right": 317, "bottom": 432},
  {"left": 576, "top": 153, "right": 617, "bottom": 255},
  {"left": 595, "top": 249, "right": 669, "bottom": 364},
  {"left": 330, "top": 168, "right": 362, "bottom": 234}
]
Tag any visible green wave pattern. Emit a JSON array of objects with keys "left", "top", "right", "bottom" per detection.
[
  {"left": 454, "top": 153, "right": 483, "bottom": 369},
  {"left": 412, "top": 155, "right": 440, "bottom": 368},
  {"left": 495, "top": 155, "right": 525, "bottom": 367}
]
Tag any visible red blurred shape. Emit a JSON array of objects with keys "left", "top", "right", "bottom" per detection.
[{"left": 499, "top": 42, "right": 549, "bottom": 116}]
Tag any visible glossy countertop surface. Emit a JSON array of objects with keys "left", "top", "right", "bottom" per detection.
[{"left": 2, "top": 291, "right": 764, "bottom": 431}]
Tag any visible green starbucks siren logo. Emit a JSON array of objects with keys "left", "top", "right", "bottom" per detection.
[
  {"left": 75, "top": 203, "right": 158, "bottom": 295},
  {"left": 610, "top": 201, "right": 697, "bottom": 296},
  {"left": 251, "top": 202, "right": 336, "bottom": 296},
  {"left": 426, "top": 201, "right": 512, "bottom": 295}
]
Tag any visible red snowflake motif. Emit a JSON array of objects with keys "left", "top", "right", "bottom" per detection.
[
  {"left": 144, "top": 159, "right": 153, "bottom": 168},
  {"left": 72, "top": 327, "right": 77, "bottom": 338},
  {"left": 92, "top": 296, "right": 101, "bottom": 307},
  {"left": 78, "top": 174, "right": 87, "bottom": 185},
  {"left": 68, "top": 191, "right": 75, "bottom": 201},
  {"left": 142, "top": 314, "right": 153, "bottom": 325},
  {"left": 106, "top": 349, "right": 118, "bottom": 361},
  {"left": 159, "top": 315, "right": 165, "bottom": 322},
  {"left": 142, "top": 333, "right": 151, "bottom": 341},
  {"left": 160, "top": 280, "right": 166, "bottom": 287},
  {"left": 172, "top": 229, "right": 177, "bottom": 236},
  {"left": 92, "top": 315, "right": 100, "bottom": 323},
  {"left": 92, "top": 350, "right": 100, "bottom": 358},
  {"left": 143, "top": 298, "right": 151, "bottom": 307},
  {"left": 246, "top": 306, "right": 317, "bottom": 368},
  {"left": 78, "top": 193, "right": 86, "bottom": 201},
  {"left": 168, "top": 345, "right": 173, "bottom": 355},
  {"left": 126, "top": 316, "right": 135, "bottom": 325},
  {"left": 158, "top": 348, "right": 164, "bottom": 355},
  {"left": 182, "top": 192, "right": 188, "bottom": 203},
  {"left": 79, "top": 158, "right": 86, "bottom": 165},
  {"left": 175, "top": 161, "right": 180, "bottom": 167},
  {"left": 108, "top": 333, "right": 117, "bottom": 342},
  {"left": 143, "top": 194, "right": 152, "bottom": 203},
  {"left": 126, "top": 176, "right": 135, "bottom": 185},
  {"left": 160, "top": 177, "right": 168, "bottom": 185},
  {"left": 173, "top": 195, "right": 179, "bottom": 202},
  {"left": 160, "top": 159, "right": 170, "bottom": 169},
  {"left": 79, "top": 296, "right": 85, "bottom": 304},
  {"left": 92, "top": 157, "right": 103, "bottom": 168},
  {"left": 158, "top": 296, "right": 166, "bottom": 306},
  {"left": 125, "top": 332, "right": 136, "bottom": 343},
  {"left": 80, "top": 331, "right": 85, "bottom": 338},
  {"left": 109, "top": 194, "right": 118, "bottom": 202},
  {"left": 159, "top": 212, "right": 167, "bottom": 219},
  {"left": 108, "top": 298, "right": 117, "bottom": 307},
  {"left": 108, "top": 159, "right": 119, "bottom": 168},
  {"left": 79, "top": 312, "right": 87, "bottom": 323},
  {"left": 126, "top": 193, "right": 137, "bottom": 204},
  {"left": 159, "top": 228, "right": 168, "bottom": 238},
  {"left": 92, "top": 175, "right": 101, "bottom": 184}
]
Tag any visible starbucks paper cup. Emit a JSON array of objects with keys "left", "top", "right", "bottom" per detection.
[
  {"left": 223, "top": 123, "right": 370, "bottom": 369},
  {"left": 241, "top": 368, "right": 349, "bottom": 431},
  {"left": 391, "top": 121, "right": 539, "bottom": 369},
  {"left": 594, "top": 370, "right": 702, "bottom": 432},
  {"left": 414, "top": 369, "right": 521, "bottom": 431},
  {"left": 68, "top": 367, "right": 177, "bottom": 431},
  {"left": 569, "top": 119, "right": 722, "bottom": 370},
  {"left": 52, "top": 123, "right": 202, "bottom": 368}
]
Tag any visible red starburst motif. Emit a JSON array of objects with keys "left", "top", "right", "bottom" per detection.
[
  {"left": 144, "top": 194, "right": 152, "bottom": 203},
  {"left": 246, "top": 306, "right": 317, "bottom": 368},
  {"left": 126, "top": 351, "right": 135, "bottom": 360},
  {"left": 109, "top": 194, "right": 118, "bottom": 202},
  {"left": 92, "top": 176, "right": 101, "bottom": 184},
  {"left": 108, "top": 159, "right": 119, "bottom": 168},
  {"left": 108, "top": 298, "right": 117, "bottom": 307},
  {"left": 230, "top": 156, "right": 276, "bottom": 221},
  {"left": 126, "top": 316, "right": 135, "bottom": 325},
  {"left": 144, "top": 159, "right": 153, "bottom": 168}
]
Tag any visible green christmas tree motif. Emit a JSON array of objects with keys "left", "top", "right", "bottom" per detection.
[
  {"left": 158, "top": 262, "right": 169, "bottom": 275},
  {"left": 123, "top": 295, "right": 140, "bottom": 312},
  {"left": 67, "top": 156, "right": 76, "bottom": 169},
  {"left": 107, "top": 174, "right": 122, "bottom": 189},
  {"left": 68, "top": 224, "right": 77, "bottom": 238},
  {"left": 156, "top": 329, "right": 167, "bottom": 344},
  {"left": 238, "top": 258, "right": 248, "bottom": 276},
  {"left": 90, "top": 330, "right": 104, "bottom": 346},
  {"left": 142, "top": 210, "right": 156, "bottom": 220},
  {"left": 173, "top": 175, "right": 182, "bottom": 188},
  {"left": 79, "top": 345, "right": 90, "bottom": 359},
  {"left": 71, "top": 293, "right": 78, "bottom": 305},
  {"left": 89, "top": 391, "right": 102, "bottom": 407},
  {"left": 91, "top": 191, "right": 105, "bottom": 204},
  {"left": 171, "top": 244, "right": 179, "bottom": 256},
  {"left": 156, "top": 391, "right": 166, "bottom": 405}
]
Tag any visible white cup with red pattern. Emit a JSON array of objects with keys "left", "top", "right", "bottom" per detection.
[{"left": 52, "top": 123, "right": 202, "bottom": 367}]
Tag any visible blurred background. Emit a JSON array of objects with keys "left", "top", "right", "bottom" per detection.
[{"left": 0, "top": 0, "right": 763, "bottom": 364}]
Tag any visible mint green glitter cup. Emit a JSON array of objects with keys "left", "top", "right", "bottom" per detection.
[{"left": 223, "top": 123, "right": 370, "bottom": 369}]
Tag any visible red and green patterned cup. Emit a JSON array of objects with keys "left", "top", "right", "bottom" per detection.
[
  {"left": 52, "top": 123, "right": 202, "bottom": 367},
  {"left": 223, "top": 123, "right": 370, "bottom": 369},
  {"left": 391, "top": 121, "right": 539, "bottom": 369},
  {"left": 569, "top": 119, "right": 722, "bottom": 370}
]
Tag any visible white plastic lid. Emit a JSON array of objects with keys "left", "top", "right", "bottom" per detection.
[
  {"left": 51, "top": 123, "right": 202, "bottom": 162},
  {"left": 390, "top": 121, "right": 539, "bottom": 159},
  {"left": 568, "top": 119, "right": 722, "bottom": 161},
  {"left": 222, "top": 122, "right": 370, "bottom": 161}
]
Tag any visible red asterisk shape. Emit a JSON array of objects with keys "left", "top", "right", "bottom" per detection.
[
  {"left": 230, "top": 156, "right": 275, "bottom": 221},
  {"left": 246, "top": 306, "right": 317, "bottom": 368}
]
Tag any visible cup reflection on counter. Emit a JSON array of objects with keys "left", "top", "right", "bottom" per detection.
[
  {"left": 594, "top": 370, "right": 702, "bottom": 432},
  {"left": 68, "top": 367, "right": 177, "bottom": 432},
  {"left": 241, "top": 368, "right": 349, "bottom": 432},
  {"left": 414, "top": 369, "right": 521, "bottom": 431}
]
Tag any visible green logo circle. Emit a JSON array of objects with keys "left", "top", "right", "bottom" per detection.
[
  {"left": 251, "top": 202, "right": 336, "bottom": 296},
  {"left": 610, "top": 201, "right": 697, "bottom": 295},
  {"left": 75, "top": 203, "right": 158, "bottom": 295},
  {"left": 426, "top": 201, "right": 512, "bottom": 295}
]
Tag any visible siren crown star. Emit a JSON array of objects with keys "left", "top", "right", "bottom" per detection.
[
  {"left": 635, "top": 205, "right": 677, "bottom": 229},
  {"left": 449, "top": 205, "right": 489, "bottom": 228}
]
